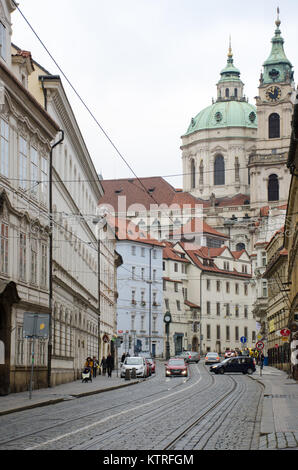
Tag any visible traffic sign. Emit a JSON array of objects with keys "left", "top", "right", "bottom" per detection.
[
  {"left": 280, "top": 328, "right": 291, "bottom": 337},
  {"left": 256, "top": 341, "right": 264, "bottom": 351},
  {"left": 240, "top": 336, "right": 247, "bottom": 344}
]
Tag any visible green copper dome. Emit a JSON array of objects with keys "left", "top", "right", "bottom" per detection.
[{"left": 185, "top": 100, "right": 257, "bottom": 135}]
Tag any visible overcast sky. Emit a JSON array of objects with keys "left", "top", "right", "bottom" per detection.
[{"left": 11, "top": 0, "right": 298, "bottom": 188}]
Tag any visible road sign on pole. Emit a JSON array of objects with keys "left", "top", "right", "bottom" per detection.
[
  {"left": 256, "top": 341, "right": 264, "bottom": 351},
  {"left": 240, "top": 336, "right": 247, "bottom": 344}
]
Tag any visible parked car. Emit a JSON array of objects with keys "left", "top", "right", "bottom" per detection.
[
  {"left": 178, "top": 351, "right": 200, "bottom": 363},
  {"left": 210, "top": 356, "right": 256, "bottom": 375},
  {"left": 120, "top": 356, "right": 147, "bottom": 378},
  {"left": 205, "top": 352, "right": 221, "bottom": 364},
  {"left": 146, "top": 358, "right": 156, "bottom": 373},
  {"left": 145, "top": 358, "right": 152, "bottom": 376},
  {"left": 165, "top": 358, "right": 189, "bottom": 377}
]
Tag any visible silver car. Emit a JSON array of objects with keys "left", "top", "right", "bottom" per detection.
[
  {"left": 120, "top": 356, "right": 147, "bottom": 378},
  {"left": 179, "top": 351, "right": 200, "bottom": 363},
  {"left": 205, "top": 352, "right": 221, "bottom": 364}
]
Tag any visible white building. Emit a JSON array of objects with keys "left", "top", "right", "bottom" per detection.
[
  {"left": 162, "top": 241, "right": 200, "bottom": 356},
  {"left": 172, "top": 242, "right": 256, "bottom": 355},
  {"left": 113, "top": 219, "right": 164, "bottom": 358},
  {"left": 0, "top": 1, "right": 59, "bottom": 394},
  {"left": 19, "top": 53, "right": 113, "bottom": 385}
]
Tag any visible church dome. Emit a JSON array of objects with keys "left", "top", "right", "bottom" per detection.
[
  {"left": 184, "top": 42, "right": 258, "bottom": 136},
  {"left": 185, "top": 100, "right": 258, "bottom": 135}
]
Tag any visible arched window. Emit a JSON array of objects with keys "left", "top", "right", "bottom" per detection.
[
  {"left": 234, "top": 88, "right": 238, "bottom": 98},
  {"left": 268, "top": 174, "right": 279, "bottom": 201},
  {"left": 199, "top": 160, "right": 204, "bottom": 185},
  {"left": 269, "top": 113, "right": 280, "bottom": 139},
  {"left": 214, "top": 155, "right": 225, "bottom": 185},
  {"left": 236, "top": 243, "right": 245, "bottom": 251},
  {"left": 225, "top": 88, "right": 229, "bottom": 98},
  {"left": 191, "top": 159, "right": 196, "bottom": 189}
]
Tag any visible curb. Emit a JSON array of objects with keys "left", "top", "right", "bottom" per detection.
[{"left": 0, "top": 379, "right": 141, "bottom": 417}]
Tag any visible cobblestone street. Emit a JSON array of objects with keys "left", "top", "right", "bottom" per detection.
[{"left": 0, "top": 363, "right": 264, "bottom": 450}]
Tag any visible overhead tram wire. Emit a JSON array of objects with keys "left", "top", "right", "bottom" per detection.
[{"left": 12, "top": 1, "right": 177, "bottom": 218}]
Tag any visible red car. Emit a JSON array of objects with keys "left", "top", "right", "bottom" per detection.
[
  {"left": 146, "top": 358, "right": 156, "bottom": 373},
  {"left": 165, "top": 358, "right": 188, "bottom": 377},
  {"left": 144, "top": 358, "right": 152, "bottom": 377}
]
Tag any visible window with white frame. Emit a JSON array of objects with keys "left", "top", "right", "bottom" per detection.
[
  {"left": 153, "top": 315, "right": 157, "bottom": 332},
  {"left": 30, "top": 147, "right": 38, "bottom": 197},
  {"left": 41, "top": 243, "right": 47, "bottom": 288},
  {"left": 19, "top": 137, "right": 28, "bottom": 190},
  {"left": 0, "top": 22, "right": 7, "bottom": 60},
  {"left": 0, "top": 119, "right": 9, "bottom": 177},
  {"left": 41, "top": 156, "right": 48, "bottom": 203},
  {"left": 19, "top": 232, "right": 27, "bottom": 281},
  {"left": 0, "top": 222, "right": 8, "bottom": 274},
  {"left": 30, "top": 238, "right": 37, "bottom": 284}
]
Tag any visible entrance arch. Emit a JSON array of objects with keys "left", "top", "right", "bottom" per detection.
[{"left": 192, "top": 336, "right": 199, "bottom": 352}]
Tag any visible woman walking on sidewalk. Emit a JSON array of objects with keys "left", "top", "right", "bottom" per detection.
[
  {"left": 101, "top": 356, "right": 107, "bottom": 376},
  {"left": 106, "top": 354, "right": 114, "bottom": 378}
]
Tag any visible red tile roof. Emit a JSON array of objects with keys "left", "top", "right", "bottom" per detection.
[
  {"left": 163, "top": 242, "right": 190, "bottom": 263},
  {"left": 105, "top": 216, "right": 164, "bottom": 246},
  {"left": 172, "top": 219, "right": 229, "bottom": 239},
  {"left": 100, "top": 177, "right": 200, "bottom": 212}
]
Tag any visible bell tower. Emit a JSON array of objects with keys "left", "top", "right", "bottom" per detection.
[{"left": 249, "top": 8, "right": 295, "bottom": 211}]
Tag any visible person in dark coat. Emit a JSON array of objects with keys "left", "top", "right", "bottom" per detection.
[
  {"left": 101, "top": 356, "right": 107, "bottom": 376},
  {"left": 106, "top": 354, "right": 114, "bottom": 378}
]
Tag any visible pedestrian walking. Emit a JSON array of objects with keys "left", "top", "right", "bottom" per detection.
[
  {"left": 92, "top": 356, "right": 98, "bottom": 377},
  {"left": 106, "top": 354, "right": 114, "bottom": 378},
  {"left": 101, "top": 356, "right": 107, "bottom": 376},
  {"left": 121, "top": 353, "right": 126, "bottom": 364}
]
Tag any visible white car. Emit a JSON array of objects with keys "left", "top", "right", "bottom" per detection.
[{"left": 121, "top": 357, "right": 147, "bottom": 378}]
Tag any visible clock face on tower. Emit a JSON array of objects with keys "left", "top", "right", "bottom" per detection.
[{"left": 265, "top": 86, "right": 281, "bottom": 102}]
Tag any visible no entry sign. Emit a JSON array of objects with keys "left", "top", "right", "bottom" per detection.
[
  {"left": 256, "top": 341, "right": 264, "bottom": 351},
  {"left": 280, "top": 328, "right": 291, "bottom": 337}
]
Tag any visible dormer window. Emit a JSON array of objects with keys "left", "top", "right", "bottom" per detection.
[{"left": 0, "top": 22, "right": 6, "bottom": 61}]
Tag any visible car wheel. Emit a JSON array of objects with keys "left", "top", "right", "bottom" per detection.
[
  {"left": 247, "top": 368, "right": 253, "bottom": 375},
  {"left": 219, "top": 368, "right": 224, "bottom": 374}
]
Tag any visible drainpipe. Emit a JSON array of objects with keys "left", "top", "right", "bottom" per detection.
[
  {"left": 199, "top": 271, "right": 204, "bottom": 357},
  {"left": 148, "top": 246, "right": 153, "bottom": 357},
  {"left": 48, "top": 130, "right": 64, "bottom": 388}
]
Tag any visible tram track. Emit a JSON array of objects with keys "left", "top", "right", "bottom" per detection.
[{"left": 0, "top": 363, "right": 261, "bottom": 450}]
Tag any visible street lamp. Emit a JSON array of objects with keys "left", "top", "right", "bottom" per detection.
[{"left": 164, "top": 311, "right": 172, "bottom": 360}]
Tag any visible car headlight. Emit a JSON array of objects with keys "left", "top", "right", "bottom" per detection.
[{"left": 182, "top": 370, "right": 187, "bottom": 375}]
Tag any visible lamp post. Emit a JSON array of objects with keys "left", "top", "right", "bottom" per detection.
[{"left": 164, "top": 311, "right": 172, "bottom": 360}]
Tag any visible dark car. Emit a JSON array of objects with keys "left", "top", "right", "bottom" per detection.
[
  {"left": 210, "top": 356, "right": 256, "bottom": 375},
  {"left": 165, "top": 358, "right": 188, "bottom": 377}
]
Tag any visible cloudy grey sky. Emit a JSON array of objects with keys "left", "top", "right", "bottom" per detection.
[{"left": 11, "top": 0, "right": 298, "bottom": 188}]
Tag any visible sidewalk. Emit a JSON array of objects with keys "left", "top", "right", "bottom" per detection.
[
  {"left": 249, "top": 365, "right": 298, "bottom": 450},
  {"left": 0, "top": 370, "right": 140, "bottom": 417}
]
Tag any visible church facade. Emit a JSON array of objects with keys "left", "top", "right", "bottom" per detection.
[{"left": 182, "top": 11, "right": 294, "bottom": 218}]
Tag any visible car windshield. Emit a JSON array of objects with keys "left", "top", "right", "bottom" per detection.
[
  {"left": 207, "top": 353, "right": 218, "bottom": 356},
  {"left": 125, "top": 358, "right": 143, "bottom": 365},
  {"left": 168, "top": 359, "right": 185, "bottom": 365},
  {"left": 147, "top": 359, "right": 153, "bottom": 363},
  {"left": 221, "top": 358, "right": 232, "bottom": 364}
]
